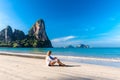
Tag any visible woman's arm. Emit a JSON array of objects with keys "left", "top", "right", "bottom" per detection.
[{"left": 49, "top": 56, "right": 55, "bottom": 60}]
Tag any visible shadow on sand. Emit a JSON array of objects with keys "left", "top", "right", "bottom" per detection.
[{"left": 49, "top": 64, "right": 81, "bottom": 67}]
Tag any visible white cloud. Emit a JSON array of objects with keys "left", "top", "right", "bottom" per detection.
[
  {"left": 52, "top": 23, "right": 120, "bottom": 47},
  {"left": 51, "top": 36, "right": 78, "bottom": 47},
  {"left": 84, "top": 23, "right": 120, "bottom": 47},
  {"left": 51, "top": 36, "right": 76, "bottom": 42},
  {"left": 51, "top": 23, "right": 120, "bottom": 47}
]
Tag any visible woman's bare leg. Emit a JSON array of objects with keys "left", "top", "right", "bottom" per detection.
[
  {"left": 49, "top": 59, "right": 65, "bottom": 66},
  {"left": 57, "top": 59, "right": 65, "bottom": 66},
  {"left": 49, "top": 61, "right": 56, "bottom": 66}
]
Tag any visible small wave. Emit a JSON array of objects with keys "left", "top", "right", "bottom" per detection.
[
  {"left": 0, "top": 51, "right": 29, "bottom": 54},
  {"left": 55, "top": 55, "right": 120, "bottom": 62},
  {"left": 1, "top": 51, "right": 120, "bottom": 63}
]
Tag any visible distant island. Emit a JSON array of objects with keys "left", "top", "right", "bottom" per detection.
[
  {"left": 0, "top": 19, "right": 52, "bottom": 48},
  {"left": 57, "top": 44, "right": 90, "bottom": 48},
  {"left": 76, "top": 44, "right": 89, "bottom": 48}
]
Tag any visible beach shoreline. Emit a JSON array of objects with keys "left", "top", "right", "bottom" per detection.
[
  {"left": 0, "top": 52, "right": 120, "bottom": 80},
  {"left": 1, "top": 51, "right": 120, "bottom": 68}
]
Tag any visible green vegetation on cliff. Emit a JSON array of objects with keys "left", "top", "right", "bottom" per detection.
[{"left": 0, "top": 19, "right": 52, "bottom": 48}]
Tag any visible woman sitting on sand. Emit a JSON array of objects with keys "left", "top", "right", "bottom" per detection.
[{"left": 45, "top": 51, "right": 65, "bottom": 66}]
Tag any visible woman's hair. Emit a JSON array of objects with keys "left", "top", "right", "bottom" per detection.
[{"left": 47, "top": 51, "right": 51, "bottom": 56}]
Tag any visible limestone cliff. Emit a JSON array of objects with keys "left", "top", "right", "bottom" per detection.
[
  {"left": 0, "top": 25, "right": 13, "bottom": 43},
  {"left": 29, "top": 19, "right": 49, "bottom": 41},
  {"left": 28, "top": 19, "right": 52, "bottom": 47},
  {"left": 0, "top": 19, "right": 52, "bottom": 48},
  {"left": 13, "top": 29, "right": 25, "bottom": 40}
]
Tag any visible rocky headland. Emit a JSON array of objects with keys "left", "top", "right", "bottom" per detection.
[{"left": 0, "top": 19, "right": 52, "bottom": 48}]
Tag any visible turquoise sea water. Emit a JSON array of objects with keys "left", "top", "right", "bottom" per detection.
[{"left": 0, "top": 48, "right": 120, "bottom": 67}]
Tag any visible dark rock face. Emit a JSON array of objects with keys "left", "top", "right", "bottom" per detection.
[
  {"left": 0, "top": 25, "right": 13, "bottom": 43},
  {"left": 29, "top": 19, "right": 48, "bottom": 41},
  {"left": 0, "top": 19, "right": 52, "bottom": 48},
  {"left": 28, "top": 19, "right": 52, "bottom": 47},
  {"left": 13, "top": 29, "right": 25, "bottom": 40}
]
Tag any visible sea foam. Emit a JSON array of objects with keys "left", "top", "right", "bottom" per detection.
[{"left": 55, "top": 55, "right": 120, "bottom": 62}]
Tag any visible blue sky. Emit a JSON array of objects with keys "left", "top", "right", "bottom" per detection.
[{"left": 0, "top": 0, "right": 120, "bottom": 47}]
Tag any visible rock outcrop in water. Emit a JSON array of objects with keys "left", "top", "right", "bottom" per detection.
[
  {"left": 0, "top": 19, "right": 52, "bottom": 48},
  {"left": 64, "top": 44, "right": 89, "bottom": 48},
  {"left": 76, "top": 44, "right": 89, "bottom": 48}
]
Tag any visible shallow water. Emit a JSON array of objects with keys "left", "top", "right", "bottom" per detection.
[{"left": 0, "top": 47, "right": 120, "bottom": 68}]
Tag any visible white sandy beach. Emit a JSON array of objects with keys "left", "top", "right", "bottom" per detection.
[{"left": 0, "top": 53, "right": 120, "bottom": 80}]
